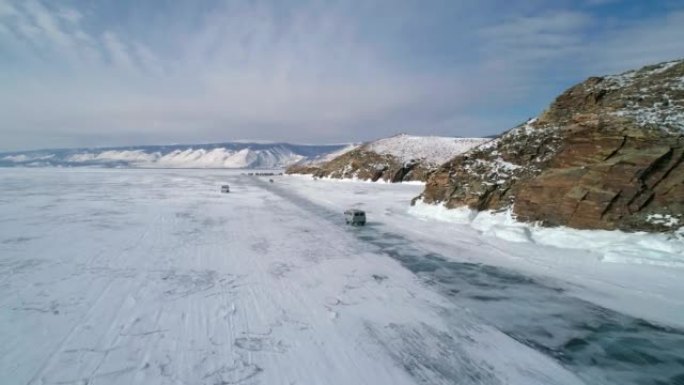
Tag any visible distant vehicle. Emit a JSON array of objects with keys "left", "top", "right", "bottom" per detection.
[
  {"left": 344, "top": 209, "right": 366, "bottom": 226},
  {"left": 269, "top": 179, "right": 274, "bottom": 183},
  {"left": 221, "top": 185, "right": 230, "bottom": 193}
]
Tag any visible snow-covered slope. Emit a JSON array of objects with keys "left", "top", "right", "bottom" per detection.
[
  {"left": 287, "top": 135, "right": 489, "bottom": 183},
  {"left": 367, "top": 135, "right": 489, "bottom": 165},
  {"left": 0, "top": 142, "right": 351, "bottom": 169},
  {"left": 293, "top": 143, "right": 361, "bottom": 166},
  {"left": 602, "top": 59, "right": 684, "bottom": 134}
]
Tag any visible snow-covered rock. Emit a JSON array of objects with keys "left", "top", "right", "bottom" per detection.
[{"left": 418, "top": 59, "right": 684, "bottom": 232}]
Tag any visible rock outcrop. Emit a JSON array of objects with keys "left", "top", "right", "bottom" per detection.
[
  {"left": 288, "top": 147, "right": 430, "bottom": 182},
  {"left": 417, "top": 59, "right": 684, "bottom": 232},
  {"left": 287, "top": 135, "right": 487, "bottom": 183}
]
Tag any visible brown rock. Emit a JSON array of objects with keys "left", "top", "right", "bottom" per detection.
[{"left": 417, "top": 59, "right": 684, "bottom": 232}]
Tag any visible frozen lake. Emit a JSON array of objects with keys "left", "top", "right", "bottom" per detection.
[{"left": 1, "top": 169, "right": 683, "bottom": 385}]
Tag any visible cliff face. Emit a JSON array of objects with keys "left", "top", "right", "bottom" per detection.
[
  {"left": 286, "top": 135, "right": 487, "bottom": 182},
  {"left": 418, "top": 60, "right": 684, "bottom": 232},
  {"left": 288, "top": 147, "right": 432, "bottom": 182}
]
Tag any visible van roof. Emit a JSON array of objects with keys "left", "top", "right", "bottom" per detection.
[{"left": 345, "top": 209, "right": 365, "bottom": 214}]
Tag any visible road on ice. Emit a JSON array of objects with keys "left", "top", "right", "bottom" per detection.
[{"left": 1, "top": 169, "right": 682, "bottom": 385}]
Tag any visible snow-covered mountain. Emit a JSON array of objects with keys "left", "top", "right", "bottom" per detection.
[
  {"left": 0, "top": 142, "right": 351, "bottom": 169},
  {"left": 287, "top": 134, "right": 489, "bottom": 182},
  {"left": 291, "top": 143, "right": 361, "bottom": 166},
  {"left": 366, "top": 135, "right": 489, "bottom": 165}
]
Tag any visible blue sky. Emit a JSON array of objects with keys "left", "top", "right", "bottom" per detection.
[{"left": 1, "top": 0, "right": 683, "bottom": 151}]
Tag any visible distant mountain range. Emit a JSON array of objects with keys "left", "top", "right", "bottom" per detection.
[{"left": 0, "top": 142, "right": 352, "bottom": 169}]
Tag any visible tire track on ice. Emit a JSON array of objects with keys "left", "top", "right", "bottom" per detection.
[
  {"left": 248, "top": 178, "right": 511, "bottom": 385},
  {"left": 25, "top": 208, "right": 166, "bottom": 385},
  {"left": 25, "top": 277, "right": 118, "bottom": 385}
]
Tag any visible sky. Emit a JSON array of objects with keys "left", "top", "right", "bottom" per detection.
[{"left": 1, "top": 0, "right": 683, "bottom": 151}]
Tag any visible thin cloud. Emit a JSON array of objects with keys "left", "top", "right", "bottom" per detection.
[
  {"left": 584, "top": 9, "right": 684, "bottom": 74},
  {"left": 0, "top": 0, "right": 683, "bottom": 151},
  {"left": 102, "top": 31, "right": 134, "bottom": 70},
  {"left": 479, "top": 11, "right": 591, "bottom": 72}
]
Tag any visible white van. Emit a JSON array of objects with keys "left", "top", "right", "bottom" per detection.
[{"left": 344, "top": 209, "right": 366, "bottom": 226}]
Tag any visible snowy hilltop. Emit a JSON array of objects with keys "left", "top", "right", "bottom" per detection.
[
  {"left": 366, "top": 135, "right": 487, "bottom": 165},
  {"left": 287, "top": 134, "right": 488, "bottom": 182},
  {"left": 416, "top": 59, "right": 684, "bottom": 233},
  {"left": 0, "top": 142, "right": 351, "bottom": 169}
]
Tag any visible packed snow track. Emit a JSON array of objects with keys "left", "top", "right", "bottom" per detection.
[{"left": 1, "top": 169, "right": 683, "bottom": 385}]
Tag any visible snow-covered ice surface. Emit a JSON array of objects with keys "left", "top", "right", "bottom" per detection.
[
  {"left": 366, "top": 135, "right": 489, "bottom": 165},
  {"left": 279, "top": 174, "right": 684, "bottom": 385},
  {"left": 1, "top": 168, "right": 588, "bottom": 385}
]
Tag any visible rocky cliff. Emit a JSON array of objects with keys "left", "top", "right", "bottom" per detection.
[
  {"left": 287, "top": 135, "right": 487, "bottom": 182},
  {"left": 417, "top": 59, "right": 684, "bottom": 232}
]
